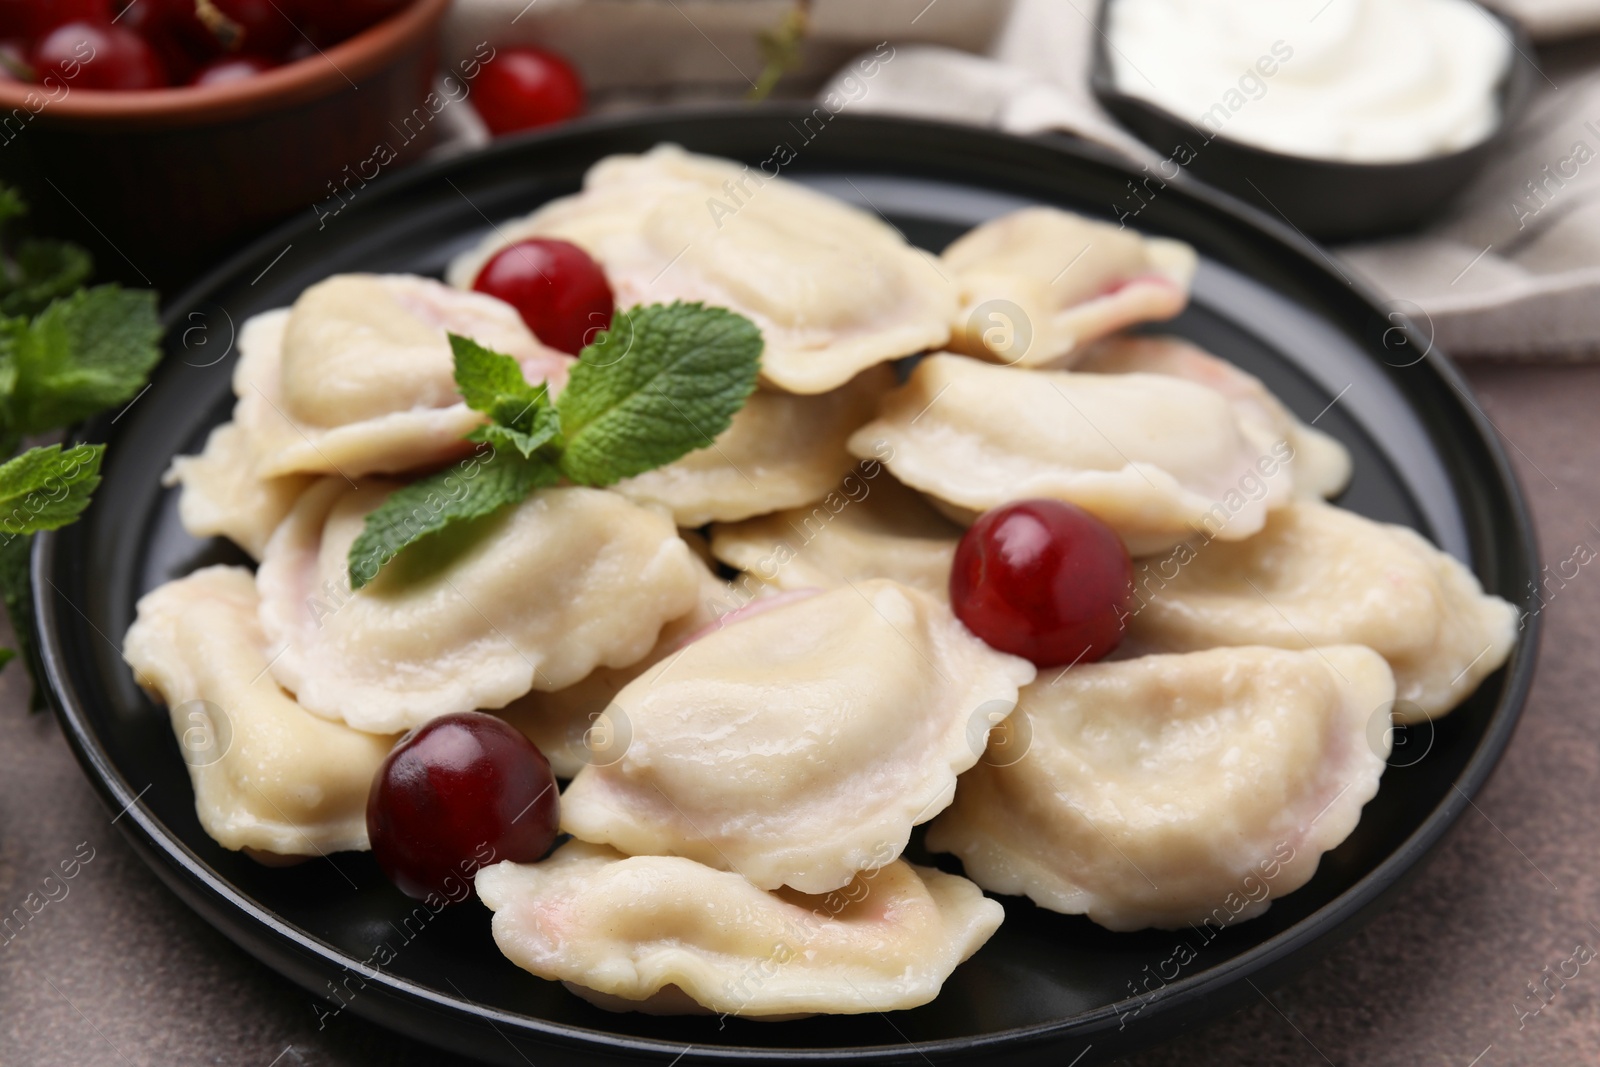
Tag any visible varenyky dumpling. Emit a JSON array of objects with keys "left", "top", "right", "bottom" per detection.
[
  {"left": 256, "top": 479, "right": 701, "bottom": 734},
  {"left": 477, "top": 841, "right": 1003, "bottom": 1017},
  {"left": 163, "top": 422, "right": 314, "bottom": 560},
  {"left": 234, "top": 274, "right": 570, "bottom": 479},
  {"left": 1076, "top": 334, "right": 1352, "bottom": 499},
  {"left": 122, "top": 567, "right": 396, "bottom": 856},
  {"left": 560, "top": 579, "right": 1036, "bottom": 893},
  {"left": 611, "top": 366, "right": 893, "bottom": 526},
  {"left": 445, "top": 144, "right": 956, "bottom": 395},
  {"left": 710, "top": 466, "right": 961, "bottom": 602},
  {"left": 849, "top": 354, "right": 1292, "bottom": 555},
  {"left": 165, "top": 274, "right": 571, "bottom": 557},
  {"left": 927, "top": 645, "right": 1393, "bottom": 931},
  {"left": 497, "top": 545, "right": 741, "bottom": 778},
  {"left": 1124, "top": 500, "right": 1518, "bottom": 721},
  {"left": 941, "top": 206, "right": 1196, "bottom": 367}
]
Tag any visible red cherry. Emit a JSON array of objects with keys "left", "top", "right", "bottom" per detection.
[
  {"left": 950, "top": 499, "right": 1134, "bottom": 668},
  {"left": 367, "top": 712, "right": 559, "bottom": 902},
  {"left": 33, "top": 20, "right": 167, "bottom": 89},
  {"left": 189, "top": 52, "right": 270, "bottom": 86},
  {"left": 472, "top": 46, "right": 584, "bottom": 136},
  {"left": 472, "top": 238, "right": 614, "bottom": 355}
]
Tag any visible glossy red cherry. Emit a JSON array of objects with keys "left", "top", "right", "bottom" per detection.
[
  {"left": 367, "top": 712, "right": 559, "bottom": 902},
  {"left": 473, "top": 238, "right": 614, "bottom": 355},
  {"left": 189, "top": 52, "right": 271, "bottom": 86},
  {"left": 33, "top": 20, "right": 167, "bottom": 89},
  {"left": 472, "top": 46, "right": 584, "bottom": 135},
  {"left": 950, "top": 499, "right": 1134, "bottom": 668}
]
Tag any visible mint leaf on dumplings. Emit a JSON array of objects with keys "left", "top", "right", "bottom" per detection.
[
  {"left": 347, "top": 301, "right": 763, "bottom": 589},
  {"left": 452, "top": 334, "right": 562, "bottom": 459},
  {"left": 556, "top": 302, "right": 762, "bottom": 486},
  {"left": 347, "top": 446, "right": 559, "bottom": 590}
]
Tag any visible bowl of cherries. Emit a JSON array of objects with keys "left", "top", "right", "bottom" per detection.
[{"left": 0, "top": 0, "right": 452, "bottom": 285}]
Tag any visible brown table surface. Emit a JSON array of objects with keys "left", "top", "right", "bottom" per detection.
[{"left": 1, "top": 361, "right": 1594, "bottom": 1067}]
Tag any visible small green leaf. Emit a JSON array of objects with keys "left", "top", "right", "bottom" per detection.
[
  {"left": 346, "top": 446, "right": 558, "bottom": 590},
  {"left": 465, "top": 420, "right": 558, "bottom": 460},
  {"left": 10, "top": 286, "right": 162, "bottom": 434},
  {"left": 0, "top": 443, "right": 103, "bottom": 537},
  {"left": 451, "top": 333, "right": 562, "bottom": 458},
  {"left": 556, "top": 302, "right": 762, "bottom": 486}
]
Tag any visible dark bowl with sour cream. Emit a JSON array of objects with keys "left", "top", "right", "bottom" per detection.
[{"left": 1088, "top": 0, "right": 1539, "bottom": 241}]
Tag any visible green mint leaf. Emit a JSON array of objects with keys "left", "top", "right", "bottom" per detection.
[
  {"left": 555, "top": 302, "right": 762, "bottom": 486},
  {"left": 347, "top": 446, "right": 558, "bottom": 590},
  {"left": 0, "top": 443, "right": 103, "bottom": 536},
  {"left": 0, "top": 442, "right": 87, "bottom": 703},
  {"left": 0, "top": 239, "right": 93, "bottom": 319},
  {"left": 9, "top": 285, "right": 162, "bottom": 434},
  {"left": 466, "top": 420, "right": 557, "bottom": 460},
  {"left": 451, "top": 333, "right": 562, "bottom": 458}
]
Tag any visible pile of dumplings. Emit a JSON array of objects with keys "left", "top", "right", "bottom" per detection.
[{"left": 123, "top": 145, "right": 1519, "bottom": 1020}]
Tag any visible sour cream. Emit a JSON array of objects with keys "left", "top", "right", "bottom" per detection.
[{"left": 1107, "top": 0, "right": 1512, "bottom": 163}]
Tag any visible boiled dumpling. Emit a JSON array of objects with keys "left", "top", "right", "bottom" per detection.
[
  {"left": 560, "top": 579, "right": 1036, "bottom": 893},
  {"left": 1076, "top": 334, "right": 1352, "bottom": 499},
  {"left": 942, "top": 207, "right": 1196, "bottom": 367},
  {"left": 122, "top": 567, "right": 396, "bottom": 856},
  {"left": 1123, "top": 500, "right": 1519, "bottom": 721},
  {"left": 445, "top": 145, "right": 955, "bottom": 395},
  {"left": 849, "top": 353, "right": 1291, "bottom": 555},
  {"left": 611, "top": 366, "right": 893, "bottom": 526},
  {"left": 256, "top": 479, "right": 701, "bottom": 734},
  {"left": 709, "top": 469, "right": 960, "bottom": 601},
  {"left": 477, "top": 841, "right": 1003, "bottom": 1017},
  {"left": 163, "top": 422, "right": 313, "bottom": 560},
  {"left": 927, "top": 645, "right": 1393, "bottom": 932},
  {"left": 233, "top": 274, "right": 570, "bottom": 479},
  {"left": 497, "top": 546, "right": 740, "bottom": 778}
]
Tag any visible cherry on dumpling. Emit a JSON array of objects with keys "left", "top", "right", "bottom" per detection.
[
  {"left": 950, "top": 499, "right": 1134, "bottom": 668},
  {"left": 366, "top": 712, "right": 559, "bottom": 902},
  {"left": 472, "top": 237, "right": 614, "bottom": 355}
]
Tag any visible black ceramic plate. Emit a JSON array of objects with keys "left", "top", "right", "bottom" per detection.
[
  {"left": 1088, "top": 0, "right": 1539, "bottom": 240},
  {"left": 35, "top": 108, "right": 1539, "bottom": 1066}
]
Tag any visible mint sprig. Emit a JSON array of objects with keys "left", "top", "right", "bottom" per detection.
[
  {"left": 0, "top": 186, "right": 161, "bottom": 703},
  {"left": 348, "top": 301, "right": 763, "bottom": 589}
]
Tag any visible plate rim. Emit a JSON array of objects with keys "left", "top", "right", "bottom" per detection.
[{"left": 33, "top": 104, "right": 1544, "bottom": 1064}]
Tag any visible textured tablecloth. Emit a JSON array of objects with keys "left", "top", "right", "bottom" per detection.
[{"left": 0, "top": 359, "right": 1593, "bottom": 1066}]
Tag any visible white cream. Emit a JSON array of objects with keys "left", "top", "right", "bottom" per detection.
[{"left": 1107, "top": 0, "right": 1512, "bottom": 163}]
